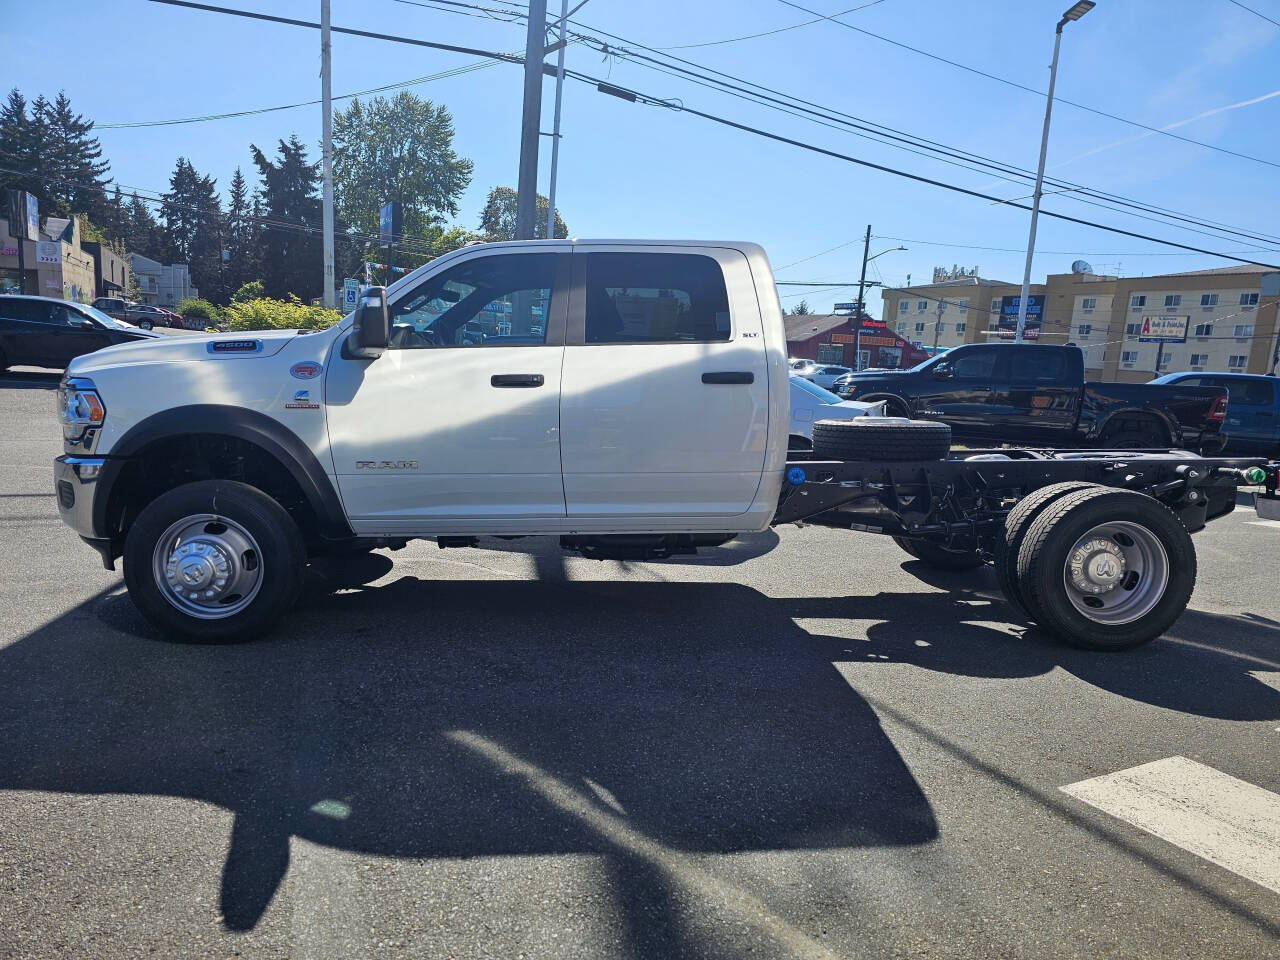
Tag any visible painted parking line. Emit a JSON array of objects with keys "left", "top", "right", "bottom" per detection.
[{"left": 1061, "top": 756, "right": 1280, "bottom": 896}]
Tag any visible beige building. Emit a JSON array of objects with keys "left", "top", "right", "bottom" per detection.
[{"left": 881, "top": 264, "right": 1280, "bottom": 381}]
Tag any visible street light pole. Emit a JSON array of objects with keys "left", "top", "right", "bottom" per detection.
[
  {"left": 1015, "top": 0, "right": 1094, "bottom": 343},
  {"left": 852, "top": 230, "right": 907, "bottom": 370},
  {"left": 545, "top": 0, "right": 568, "bottom": 239}
]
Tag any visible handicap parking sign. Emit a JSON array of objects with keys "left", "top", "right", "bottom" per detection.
[{"left": 343, "top": 278, "right": 359, "bottom": 309}]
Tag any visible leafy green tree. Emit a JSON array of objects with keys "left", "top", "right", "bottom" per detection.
[
  {"left": 332, "top": 92, "right": 473, "bottom": 245},
  {"left": 231, "top": 279, "right": 263, "bottom": 303},
  {"left": 251, "top": 135, "right": 322, "bottom": 301},
  {"left": 478, "top": 186, "right": 567, "bottom": 241}
]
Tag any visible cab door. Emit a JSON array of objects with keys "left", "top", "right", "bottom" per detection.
[
  {"left": 1004, "top": 345, "right": 1077, "bottom": 443},
  {"left": 326, "top": 248, "right": 570, "bottom": 531},
  {"left": 558, "top": 246, "right": 769, "bottom": 520},
  {"left": 915, "top": 345, "right": 1009, "bottom": 440}
]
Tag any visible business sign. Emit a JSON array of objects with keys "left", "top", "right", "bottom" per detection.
[
  {"left": 379, "top": 201, "right": 402, "bottom": 244},
  {"left": 35, "top": 241, "right": 61, "bottom": 264},
  {"left": 6, "top": 190, "right": 38, "bottom": 240},
  {"left": 24, "top": 193, "right": 38, "bottom": 240},
  {"left": 997, "top": 294, "right": 1045, "bottom": 339},
  {"left": 343, "top": 278, "right": 359, "bottom": 310},
  {"left": 1138, "top": 314, "right": 1189, "bottom": 343}
]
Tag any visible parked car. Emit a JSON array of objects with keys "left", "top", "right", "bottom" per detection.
[
  {"left": 1152, "top": 371, "right": 1279, "bottom": 456},
  {"left": 832, "top": 343, "right": 1227, "bottom": 452},
  {"left": 125, "top": 303, "right": 172, "bottom": 330},
  {"left": 0, "top": 295, "right": 160, "bottom": 370},
  {"left": 91, "top": 297, "right": 133, "bottom": 324},
  {"left": 789, "top": 357, "right": 816, "bottom": 373},
  {"left": 803, "top": 364, "right": 853, "bottom": 389},
  {"left": 788, "top": 375, "right": 884, "bottom": 450}
]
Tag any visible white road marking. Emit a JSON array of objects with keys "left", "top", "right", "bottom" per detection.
[
  {"left": 1246, "top": 520, "right": 1280, "bottom": 529},
  {"left": 1061, "top": 756, "right": 1280, "bottom": 895}
]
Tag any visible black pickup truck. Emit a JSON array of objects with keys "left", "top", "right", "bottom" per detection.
[{"left": 832, "top": 343, "right": 1228, "bottom": 451}]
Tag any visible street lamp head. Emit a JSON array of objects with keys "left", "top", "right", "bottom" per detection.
[{"left": 1060, "top": 1, "right": 1094, "bottom": 24}]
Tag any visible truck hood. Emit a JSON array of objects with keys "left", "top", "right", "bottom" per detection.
[{"left": 67, "top": 329, "right": 315, "bottom": 375}]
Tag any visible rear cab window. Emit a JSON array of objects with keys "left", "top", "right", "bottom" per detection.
[{"left": 580, "top": 252, "right": 732, "bottom": 344}]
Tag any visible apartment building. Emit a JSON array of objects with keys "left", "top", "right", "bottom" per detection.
[{"left": 882, "top": 264, "right": 1280, "bottom": 380}]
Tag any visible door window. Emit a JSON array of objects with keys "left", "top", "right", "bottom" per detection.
[
  {"left": 389, "top": 253, "right": 558, "bottom": 348},
  {"left": 583, "top": 252, "right": 730, "bottom": 343},
  {"left": 949, "top": 348, "right": 999, "bottom": 379},
  {"left": 1205, "top": 377, "right": 1274, "bottom": 406},
  {"left": 1009, "top": 349, "right": 1066, "bottom": 382},
  {"left": 0, "top": 299, "right": 45, "bottom": 323}
]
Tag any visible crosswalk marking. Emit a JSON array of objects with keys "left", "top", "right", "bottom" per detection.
[{"left": 1061, "top": 756, "right": 1280, "bottom": 896}]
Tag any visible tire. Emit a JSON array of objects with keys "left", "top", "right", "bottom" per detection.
[
  {"left": 1015, "top": 487, "right": 1195, "bottom": 650},
  {"left": 892, "top": 535, "right": 983, "bottom": 570},
  {"left": 812, "top": 417, "right": 951, "bottom": 461},
  {"left": 139, "top": 320, "right": 153, "bottom": 330},
  {"left": 788, "top": 434, "right": 812, "bottom": 453},
  {"left": 0, "top": 346, "right": 7, "bottom": 372},
  {"left": 1100, "top": 427, "right": 1167, "bottom": 450},
  {"left": 123, "top": 480, "right": 306, "bottom": 643},
  {"left": 994, "top": 481, "right": 1098, "bottom": 618}
]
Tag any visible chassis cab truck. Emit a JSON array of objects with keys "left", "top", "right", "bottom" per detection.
[{"left": 54, "top": 239, "right": 1276, "bottom": 649}]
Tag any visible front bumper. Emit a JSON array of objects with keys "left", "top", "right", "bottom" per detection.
[{"left": 54, "top": 455, "right": 114, "bottom": 567}]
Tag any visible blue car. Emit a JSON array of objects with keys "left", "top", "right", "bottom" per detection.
[{"left": 1151, "top": 371, "right": 1279, "bottom": 456}]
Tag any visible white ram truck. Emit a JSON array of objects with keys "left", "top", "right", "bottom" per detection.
[{"left": 54, "top": 239, "right": 1277, "bottom": 649}]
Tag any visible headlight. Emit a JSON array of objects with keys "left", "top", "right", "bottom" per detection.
[{"left": 58, "top": 377, "right": 106, "bottom": 446}]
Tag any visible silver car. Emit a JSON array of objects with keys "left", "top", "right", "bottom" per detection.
[{"left": 789, "top": 375, "right": 884, "bottom": 450}]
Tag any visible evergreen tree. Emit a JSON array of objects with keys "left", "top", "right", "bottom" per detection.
[
  {"left": 160, "top": 157, "right": 225, "bottom": 301},
  {"left": 101, "top": 184, "right": 128, "bottom": 242},
  {"left": 224, "top": 166, "right": 260, "bottom": 294},
  {"left": 125, "top": 192, "right": 163, "bottom": 262},
  {"left": 0, "top": 90, "right": 51, "bottom": 220},
  {"left": 43, "top": 92, "right": 110, "bottom": 221},
  {"left": 251, "top": 135, "right": 321, "bottom": 300}
]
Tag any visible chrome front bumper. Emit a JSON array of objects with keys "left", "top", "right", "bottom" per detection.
[{"left": 54, "top": 455, "right": 105, "bottom": 540}]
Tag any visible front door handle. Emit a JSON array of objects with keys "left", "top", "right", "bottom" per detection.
[
  {"left": 491, "top": 373, "right": 544, "bottom": 388},
  {"left": 702, "top": 371, "right": 754, "bottom": 385}
]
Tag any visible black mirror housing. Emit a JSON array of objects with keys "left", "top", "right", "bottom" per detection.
[
  {"left": 348, "top": 286, "right": 389, "bottom": 358},
  {"left": 932, "top": 363, "right": 952, "bottom": 380}
]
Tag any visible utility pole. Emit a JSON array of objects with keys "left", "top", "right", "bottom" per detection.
[
  {"left": 320, "top": 0, "right": 336, "bottom": 307},
  {"left": 545, "top": 0, "right": 568, "bottom": 239},
  {"left": 1016, "top": 1, "right": 1094, "bottom": 342},
  {"left": 932, "top": 299, "right": 945, "bottom": 354},
  {"left": 853, "top": 224, "right": 871, "bottom": 371},
  {"left": 515, "top": 0, "right": 548, "bottom": 241}
]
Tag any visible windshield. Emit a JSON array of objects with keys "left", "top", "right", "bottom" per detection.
[
  {"left": 905, "top": 352, "right": 945, "bottom": 373},
  {"left": 791, "top": 375, "right": 842, "bottom": 404},
  {"left": 77, "top": 303, "right": 137, "bottom": 330}
]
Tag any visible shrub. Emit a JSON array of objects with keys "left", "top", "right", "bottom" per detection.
[
  {"left": 177, "top": 298, "right": 219, "bottom": 324},
  {"left": 231, "top": 280, "right": 264, "bottom": 303},
  {"left": 223, "top": 295, "right": 343, "bottom": 332}
]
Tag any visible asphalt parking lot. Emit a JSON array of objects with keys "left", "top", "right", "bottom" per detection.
[{"left": 1, "top": 369, "right": 1278, "bottom": 959}]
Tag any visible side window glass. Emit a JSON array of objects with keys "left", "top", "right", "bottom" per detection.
[
  {"left": 50, "top": 305, "right": 82, "bottom": 327},
  {"left": 388, "top": 253, "right": 557, "bottom": 349},
  {"left": 584, "top": 252, "right": 731, "bottom": 344},
  {"left": 950, "top": 349, "right": 998, "bottom": 380},
  {"left": 1009, "top": 349, "right": 1065, "bottom": 381}
]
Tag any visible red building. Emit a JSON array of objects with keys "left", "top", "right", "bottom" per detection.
[{"left": 785, "top": 313, "right": 929, "bottom": 370}]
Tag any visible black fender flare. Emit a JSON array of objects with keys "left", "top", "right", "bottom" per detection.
[
  {"left": 855, "top": 393, "right": 912, "bottom": 416},
  {"left": 1090, "top": 406, "right": 1179, "bottom": 445},
  {"left": 94, "top": 405, "right": 353, "bottom": 540}
]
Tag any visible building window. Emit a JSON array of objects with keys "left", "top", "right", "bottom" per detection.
[
  {"left": 1228, "top": 355, "right": 1248, "bottom": 369},
  {"left": 1190, "top": 353, "right": 1209, "bottom": 369},
  {"left": 1130, "top": 294, "right": 1146, "bottom": 309},
  {"left": 1125, "top": 322, "right": 1141, "bottom": 336},
  {"left": 915, "top": 322, "right": 925, "bottom": 333},
  {"left": 955, "top": 322, "right": 965, "bottom": 333},
  {"left": 1077, "top": 324, "right": 1092, "bottom": 337},
  {"left": 1194, "top": 321, "right": 1213, "bottom": 337},
  {"left": 1164, "top": 294, "right": 1181, "bottom": 308},
  {"left": 991, "top": 298, "right": 1000, "bottom": 312},
  {"left": 1200, "top": 293, "right": 1219, "bottom": 308},
  {"left": 1240, "top": 292, "right": 1259, "bottom": 307},
  {"left": 899, "top": 299, "right": 908, "bottom": 313},
  {"left": 1121, "top": 350, "right": 1139, "bottom": 366},
  {"left": 917, "top": 300, "right": 927, "bottom": 312},
  {"left": 957, "top": 298, "right": 968, "bottom": 314},
  {"left": 1158, "top": 353, "right": 1171, "bottom": 371},
  {"left": 1234, "top": 323, "right": 1254, "bottom": 338},
  {"left": 1081, "top": 297, "right": 1096, "bottom": 312}
]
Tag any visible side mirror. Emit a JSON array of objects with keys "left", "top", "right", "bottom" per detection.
[
  {"left": 80, "top": 319, "right": 96, "bottom": 330},
  {"left": 348, "top": 286, "right": 389, "bottom": 359},
  {"left": 932, "top": 363, "right": 953, "bottom": 380}
]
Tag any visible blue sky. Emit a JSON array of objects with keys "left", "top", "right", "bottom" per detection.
[{"left": 3, "top": 0, "right": 1278, "bottom": 316}]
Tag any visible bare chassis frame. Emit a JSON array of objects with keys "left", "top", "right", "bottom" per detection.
[{"left": 773, "top": 448, "right": 1279, "bottom": 555}]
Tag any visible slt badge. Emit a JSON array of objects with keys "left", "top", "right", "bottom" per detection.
[{"left": 285, "top": 389, "right": 320, "bottom": 410}]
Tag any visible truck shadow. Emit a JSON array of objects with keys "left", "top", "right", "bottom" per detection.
[{"left": 1, "top": 574, "right": 939, "bottom": 937}]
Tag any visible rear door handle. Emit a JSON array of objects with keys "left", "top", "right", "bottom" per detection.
[
  {"left": 491, "top": 373, "right": 544, "bottom": 388},
  {"left": 702, "top": 371, "right": 754, "bottom": 385}
]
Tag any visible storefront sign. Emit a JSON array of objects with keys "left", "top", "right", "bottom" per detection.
[
  {"left": 1, "top": 246, "right": 16, "bottom": 257},
  {"left": 1138, "top": 314, "right": 1189, "bottom": 343},
  {"left": 997, "top": 294, "right": 1044, "bottom": 339},
  {"left": 35, "top": 241, "right": 61, "bottom": 264}
]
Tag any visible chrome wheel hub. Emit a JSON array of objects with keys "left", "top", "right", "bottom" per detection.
[
  {"left": 152, "top": 514, "right": 263, "bottom": 619},
  {"left": 1061, "top": 521, "right": 1169, "bottom": 625}
]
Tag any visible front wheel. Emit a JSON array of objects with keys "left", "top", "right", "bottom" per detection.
[
  {"left": 123, "top": 480, "right": 306, "bottom": 642},
  {"left": 1015, "top": 488, "right": 1195, "bottom": 650},
  {"left": 138, "top": 319, "right": 153, "bottom": 330}
]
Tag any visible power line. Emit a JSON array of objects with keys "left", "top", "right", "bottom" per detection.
[
  {"left": 1225, "top": 0, "right": 1280, "bottom": 28},
  {"left": 869, "top": 234, "right": 1275, "bottom": 258},
  {"left": 558, "top": 66, "right": 1280, "bottom": 269},
  {"left": 655, "top": 0, "right": 887, "bottom": 50},
  {"left": 772, "top": 0, "right": 1280, "bottom": 171}
]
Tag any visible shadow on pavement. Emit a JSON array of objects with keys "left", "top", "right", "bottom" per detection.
[{"left": 0, "top": 370, "right": 61, "bottom": 390}]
